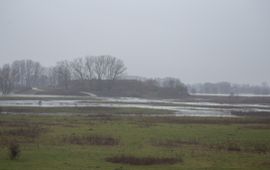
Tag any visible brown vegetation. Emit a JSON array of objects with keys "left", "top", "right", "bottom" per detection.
[
  {"left": 152, "top": 139, "right": 199, "bottom": 147},
  {"left": 106, "top": 155, "right": 182, "bottom": 165},
  {"left": 238, "top": 125, "right": 270, "bottom": 130},
  {"left": 0, "top": 126, "right": 47, "bottom": 139},
  {"left": 63, "top": 134, "right": 119, "bottom": 146},
  {"left": 139, "top": 116, "right": 270, "bottom": 125},
  {"left": 231, "top": 111, "right": 270, "bottom": 117},
  {"left": 251, "top": 143, "right": 269, "bottom": 154},
  {"left": 152, "top": 138, "right": 269, "bottom": 154}
]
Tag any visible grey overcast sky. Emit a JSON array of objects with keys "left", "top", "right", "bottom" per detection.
[{"left": 0, "top": 0, "right": 270, "bottom": 84}]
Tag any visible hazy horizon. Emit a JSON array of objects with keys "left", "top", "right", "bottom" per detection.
[{"left": 1, "top": 0, "right": 270, "bottom": 84}]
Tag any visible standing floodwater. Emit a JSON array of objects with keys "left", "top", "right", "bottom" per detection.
[{"left": 1, "top": 96, "right": 270, "bottom": 117}]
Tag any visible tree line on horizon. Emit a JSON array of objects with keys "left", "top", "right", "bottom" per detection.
[
  {"left": 188, "top": 82, "right": 270, "bottom": 95},
  {"left": 0, "top": 56, "right": 188, "bottom": 98}
]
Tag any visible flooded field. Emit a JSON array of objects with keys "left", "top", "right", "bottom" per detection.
[{"left": 1, "top": 95, "right": 270, "bottom": 117}]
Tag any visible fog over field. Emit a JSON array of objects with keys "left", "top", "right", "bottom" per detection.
[{"left": 1, "top": 0, "right": 270, "bottom": 84}]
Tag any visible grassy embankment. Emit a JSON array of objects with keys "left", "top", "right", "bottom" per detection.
[{"left": 0, "top": 110, "right": 270, "bottom": 170}]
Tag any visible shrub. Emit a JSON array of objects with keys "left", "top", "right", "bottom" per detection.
[{"left": 8, "top": 142, "right": 21, "bottom": 160}]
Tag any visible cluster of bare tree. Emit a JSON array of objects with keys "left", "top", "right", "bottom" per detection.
[
  {"left": 0, "top": 60, "right": 48, "bottom": 95},
  {"left": 0, "top": 55, "right": 126, "bottom": 95},
  {"left": 11, "top": 60, "right": 43, "bottom": 88},
  {"left": 0, "top": 60, "right": 44, "bottom": 95},
  {"left": 49, "top": 55, "right": 126, "bottom": 89},
  {"left": 0, "top": 56, "right": 189, "bottom": 98}
]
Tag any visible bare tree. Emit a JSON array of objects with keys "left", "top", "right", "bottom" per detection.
[
  {"left": 91, "top": 55, "right": 126, "bottom": 91},
  {"left": 93, "top": 55, "right": 108, "bottom": 80},
  {"left": 0, "top": 64, "right": 14, "bottom": 95},
  {"left": 70, "top": 58, "right": 86, "bottom": 81},
  {"left": 106, "top": 56, "right": 126, "bottom": 80},
  {"left": 47, "top": 67, "right": 58, "bottom": 87},
  {"left": 55, "top": 60, "right": 71, "bottom": 89},
  {"left": 36, "top": 67, "right": 50, "bottom": 88},
  {"left": 11, "top": 60, "right": 26, "bottom": 88},
  {"left": 84, "top": 56, "right": 95, "bottom": 80},
  {"left": 93, "top": 55, "right": 126, "bottom": 80},
  {"left": 25, "top": 60, "right": 42, "bottom": 87}
]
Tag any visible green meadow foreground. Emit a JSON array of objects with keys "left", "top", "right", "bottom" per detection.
[{"left": 0, "top": 110, "right": 270, "bottom": 170}]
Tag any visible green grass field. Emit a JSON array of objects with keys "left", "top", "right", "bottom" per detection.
[{"left": 0, "top": 112, "right": 270, "bottom": 170}]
